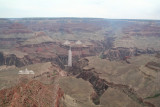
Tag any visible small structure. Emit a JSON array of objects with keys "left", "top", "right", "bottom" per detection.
[
  {"left": 68, "top": 47, "right": 72, "bottom": 67},
  {"left": 18, "top": 68, "right": 35, "bottom": 74}
]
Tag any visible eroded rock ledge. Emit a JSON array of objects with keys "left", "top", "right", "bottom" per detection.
[{"left": 67, "top": 58, "right": 155, "bottom": 107}]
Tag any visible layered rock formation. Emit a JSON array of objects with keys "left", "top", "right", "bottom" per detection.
[
  {"left": 67, "top": 58, "right": 156, "bottom": 106},
  {"left": 0, "top": 18, "right": 160, "bottom": 107},
  {"left": 0, "top": 52, "right": 32, "bottom": 67}
]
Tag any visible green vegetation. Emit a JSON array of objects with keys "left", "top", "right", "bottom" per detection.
[
  {"left": 92, "top": 96, "right": 100, "bottom": 105},
  {"left": 145, "top": 93, "right": 160, "bottom": 99},
  {"left": 52, "top": 72, "right": 57, "bottom": 76},
  {"left": 99, "top": 53, "right": 105, "bottom": 59}
]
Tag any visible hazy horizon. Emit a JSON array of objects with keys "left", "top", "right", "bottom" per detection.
[
  {"left": 1, "top": 17, "right": 160, "bottom": 21},
  {"left": 0, "top": 0, "right": 160, "bottom": 20}
]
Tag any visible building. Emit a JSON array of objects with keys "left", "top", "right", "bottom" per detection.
[{"left": 18, "top": 68, "right": 35, "bottom": 74}]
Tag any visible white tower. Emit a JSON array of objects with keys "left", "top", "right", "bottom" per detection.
[{"left": 68, "top": 46, "right": 72, "bottom": 67}]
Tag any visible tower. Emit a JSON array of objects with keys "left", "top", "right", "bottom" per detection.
[{"left": 68, "top": 46, "right": 72, "bottom": 67}]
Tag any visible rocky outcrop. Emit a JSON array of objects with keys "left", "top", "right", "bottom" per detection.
[
  {"left": 77, "top": 69, "right": 108, "bottom": 96},
  {"left": 0, "top": 22, "right": 32, "bottom": 34},
  {"left": 106, "top": 81, "right": 155, "bottom": 107},
  {"left": 103, "top": 47, "right": 135, "bottom": 61},
  {"left": 55, "top": 88, "right": 64, "bottom": 107},
  {"left": 35, "top": 56, "right": 67, "bottom": 69},
  {"left": 145, "top": 61, "right": 160, "bottom": 71},
  {"left": 135, "top": 48, "right": 156, "bottom": 55},
  {"left": 0, "top": 48, "right": 68, "bottom": 68},
  {"left": 0, "top": 52, "right": 32, "bottom": 67},
  {"left": 77, "top": 70, "right": 108, "bottom": 105},
  {"left": 0, "top": 62, "right": 65, "bottom": 107},
  {"left": 0, "top": 38, "right": 25, "bottom": 41},
  {"left": 90, "top": 92, "right": 100, "bottom": 105},
  {"left": 67, "top": 59, "right": 108, "bottom": 105},
  {"left": 0, "top": 79, "right": 55, "bottom": 107},
  {"left": 67, "top": 59, "right": 155, "bottom": 106},
  {"left": 155, "top": 53, "right": 160, "bottom": 58},
  {"left": 102, "top": 47, "right": 158, "bottom": 61},
  {"left": 102, "top": 37, "right": 115, "bottom": 50},
  {"left": 122, "top": 22, "right": 160, "bottom": 37}
]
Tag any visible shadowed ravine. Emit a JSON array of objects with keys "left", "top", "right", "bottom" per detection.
[{"left": 67, "top": 59, "right": 155, "bottom": 107}]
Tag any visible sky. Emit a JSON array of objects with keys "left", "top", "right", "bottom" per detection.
[{"left": 0, "top": 0, "right": 160, "bottom": 19}]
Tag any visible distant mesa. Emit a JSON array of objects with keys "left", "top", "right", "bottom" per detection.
[
  {"left": 63, "top": 40, "right": 92, "bottom": 48},
  {"left": 75, "top": 40, "right": 82, "bottom": 45},
  {"left": 64, "top": 40, "right": 82, "bottom": 45},
  {"left": 35, "top": 31, "right": 46, "bottom": 37},
  {"left": 64, "top": 40, "right": 71, "bottom": 45},
  {"left": 18, "top": 68, "right": 35, "bottom": 74}
]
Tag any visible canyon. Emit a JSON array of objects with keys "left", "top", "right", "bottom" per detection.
[{"left": 0, "top": 18, "right": 160, "bottom": 107}]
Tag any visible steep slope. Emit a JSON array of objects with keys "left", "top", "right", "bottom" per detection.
[
  {"left": 66, "top": 55, "right": 160, "bottom": 107},
  {"left": 0, "top": 80, "right": 55, "bottom": 107}
]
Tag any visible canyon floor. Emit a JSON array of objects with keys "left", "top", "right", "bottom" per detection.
[{"left": 0, "top": 18, "right": 160, "bottom": 107}]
